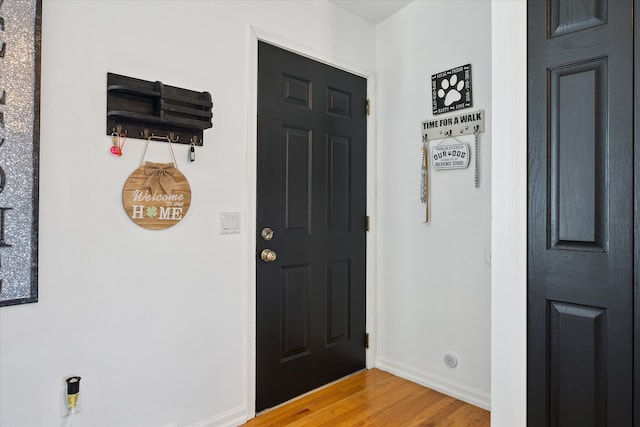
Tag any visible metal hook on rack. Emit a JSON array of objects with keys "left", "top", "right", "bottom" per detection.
[
  {"left": 141, "top": 129, "right": 180, "bottom": 143},
  {"left": 112, "top": 125, "right": 128, "bottom": 136},
  {"left": 140, "top": 129, "right": 179, "bottom": 168}
]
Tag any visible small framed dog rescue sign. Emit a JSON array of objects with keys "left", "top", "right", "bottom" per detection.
[{"left": 432, "top": 64, "right": 472, "bottom": 115}]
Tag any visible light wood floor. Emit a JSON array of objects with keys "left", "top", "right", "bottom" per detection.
[{"left": 243, "top": 368, "right": 490, "bottom": 426}]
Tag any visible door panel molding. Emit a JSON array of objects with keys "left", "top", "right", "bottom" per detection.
[
  {"left": 326, "top": 259, "right": 351, "bottom": 346},
  {"left": 548, "top": 301, "right": 607, "bottom": 426},
  {"left": 282, "top": 126, "right": 312, "bottom": 233},
  {"left": 280, "top": 264, "right": 311, "bottom": 362},
  {"left": 549, "top": 0, "right": 608, "bottom": 38},
  {"left": 327, "top": 135, "right": 352, "bottom": 232},
  {"left": 548, "top": 59, "right": 608, "bottom": 251}
]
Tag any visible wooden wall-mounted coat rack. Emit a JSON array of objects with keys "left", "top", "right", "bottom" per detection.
[{"left": 106, "top": 73, "right": 212, "bottom": 145}]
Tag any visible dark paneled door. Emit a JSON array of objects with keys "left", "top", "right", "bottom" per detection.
[
  {"left": 256, "top": 42, "right": 367, "bottom": 412},
  {"left": 528, "top": 0, "right": 634, "bottom": 425}
]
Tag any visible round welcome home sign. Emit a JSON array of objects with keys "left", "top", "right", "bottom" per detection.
[{"left": 122, "top": 162, "right": 191, "bottom": 230}]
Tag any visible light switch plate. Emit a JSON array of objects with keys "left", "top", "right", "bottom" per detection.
[{"left": 220, "top": 212, "right": 241, "bottom": 234}]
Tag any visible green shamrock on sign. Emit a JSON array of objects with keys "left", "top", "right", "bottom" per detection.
[{"left": 146, "top": 206, "right": 158, "bottom": 218}]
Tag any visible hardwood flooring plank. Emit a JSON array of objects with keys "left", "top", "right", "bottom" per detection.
[
  {"left": 247, "top": 376, "right": 366, "bottom": 425},
  {"left": 345, "top": 384, "right": 435, "bottom": 426},
  {"left": 242, "top": 369, "right": 490, "bottom": 427},
  {"left": 438, "top": 403, "right": 493, "bottom": 427},
  {"left": 292, "top": 381, "right": 393, "bottom": 426},
  {"left": 406, "top": 395, "right": 467, "bottom": 427},
  {"left": 327, "top": 376, "right": 422, "bottom": 426}
]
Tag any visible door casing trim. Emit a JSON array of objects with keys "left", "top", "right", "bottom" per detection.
[{"left": 243, "top": 25, "right": 378, "bottom": 417}]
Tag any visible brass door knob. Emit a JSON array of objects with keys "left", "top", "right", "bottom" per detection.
[{"left": 261, "top": 249, "right": 277, "bottom": 262}]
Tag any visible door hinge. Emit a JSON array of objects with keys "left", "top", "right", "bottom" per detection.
[
  {"left": 366, "top": 99, "right": 371, "bottom": 116},
  {"left": 365, "top": 333, "right": 370, "bottom": 349},
  {"left": 365, "top": 215, "right": 371, "bottom": 232}
]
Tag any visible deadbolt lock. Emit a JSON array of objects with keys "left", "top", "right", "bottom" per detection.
[
  {"left": 261, "top": 227, "right": 274, "bottom": 241},
  {"left": 261, "top": 249, "right": 277, "bottom": 262}
]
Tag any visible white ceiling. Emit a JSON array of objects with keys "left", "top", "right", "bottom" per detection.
[{"left": 331, "top": 0, "right": 412, "bottom": 25}]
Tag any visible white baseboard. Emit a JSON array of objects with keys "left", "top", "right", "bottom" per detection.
[
  {"left": 185, "top": 404, "right": 249, "bottom": 427},
  {"left": 375, "top": 357, "right": 491, "bottom": 411}
]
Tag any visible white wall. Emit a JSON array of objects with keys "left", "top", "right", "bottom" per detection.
[
  {"left": 491, "top": 1, "right": 527, "bottom": 425},
  {"left": 0, "top": 2, "right": 374, "bottom": 426},
  {"left": 374, "top": 1, "right": 492, "bottom": 409}
]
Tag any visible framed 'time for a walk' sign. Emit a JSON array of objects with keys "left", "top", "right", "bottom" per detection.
[{"left": 0, "top": 0, "right": 41, "bottom": 307}]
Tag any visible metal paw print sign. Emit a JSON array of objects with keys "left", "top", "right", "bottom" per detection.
[
  {"left": 122, "top": 162, "right": 191, "bottom": 230},
  {"left": 431, "top": 64, "right": 472, "bottom": 115}
]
